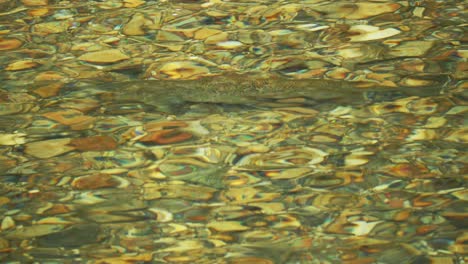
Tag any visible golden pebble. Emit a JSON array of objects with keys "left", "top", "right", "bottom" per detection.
[
  {"left": 216, "top": 41, "right": 244, "bottom": 49},
  {"left": 1, "top": 216, "right": 15, "bottom": 230},
  {"left": 123, "top": 0, "right": 145, "bottom": 8},
  {"left": 28, "top": 8, "right": 49, "bottom": 17},
  {"left": 78, "top": 49, "right": 130, "bottom": 64},
  {"left": 33, "top": 21, "right": 70, "bottom": 34},
  {"left": 34, "top": 71, "right": 66, "bottom": 81},
  {"left": 194, "top": 28, "right": 222, "bottom": 40},
  {"left": 155, "top": 30, "right": 185, "bottom": 42},
  {"left": 0, "top": 38, "right": 23, "bottom": 50},
  {"left": 123, "top": 13, "right": 147, "bottom": 35},
  {"left": 5, "top": 60, "right": 38, "bottom": 71},
  {"left": 400, "top": 78, "right": 434, "bottom": 87},
  {"left": 204, "top": 32, "right": 229, "bottom": 45},
  {"left": 207, "top": 221, "right": 249, "bottom": 232},
  {"left": 348, "top": 25, "right": 401, "bottom": 42},
  {"left": 157, "top": 61, "right": 210, "bottom": 79},
  {"left": 327, "top": 67, "right": 351, "bottom": 79},
  {"left": 406, "top": 129, "right": 437, "bottom": 141},
  {"left": 24, "top": 138, "right": 75, "bottom": 159},
  {"left": 0, "top": 133, "right": 26, "bottom": 146}
]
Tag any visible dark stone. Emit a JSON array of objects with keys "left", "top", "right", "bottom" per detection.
[{"left": 37, "top": 224, "right": 100, "bottom": 248}]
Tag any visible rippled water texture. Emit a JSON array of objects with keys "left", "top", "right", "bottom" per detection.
[{"left": 0, "top": 0, "right": 467, "bottom": 263}]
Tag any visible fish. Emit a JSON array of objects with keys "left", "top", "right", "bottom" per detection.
[{"left": 87, "top": 74, "right": 445, "bottom": 114}]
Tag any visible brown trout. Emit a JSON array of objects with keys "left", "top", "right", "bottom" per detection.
[{"left": 97, "top": 74, "right": 444, "bottom": 113}]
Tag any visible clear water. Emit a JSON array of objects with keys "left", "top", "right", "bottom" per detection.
[{"left": 0, "top": 0, "right": 466, "bottom": 263}]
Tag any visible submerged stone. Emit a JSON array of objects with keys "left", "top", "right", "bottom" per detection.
[{"left": 37, "top": 224, "right": 100, "bottom": 248}]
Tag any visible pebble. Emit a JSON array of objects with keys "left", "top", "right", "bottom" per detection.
[
  {"left": 28, "top": 8, "right": 49, "bottom": 17},
  {"left": 33, "top": 83, "right": 63, "bottom": 98},
  {"left": 43, "top": 109, "right": 96, "bottom": 129},
  {"left": 315, "top": 2, "right": 401, "bottom": 20},
  {"left": 123, "top": 0, "right": 146, "bottom": 8},
  {"left": 155, "top": 30, "right": 186, "bottom": 42},
  {"left": 78, "top": 49, "right": 130, "bottom": 64},
  {"left": 59, "top": 98, "right": 100, "bottom": 112},
  {"left": 348, "top": 25, "right": 401, "bottom": 42},
  {"left": 36, "top": 217, "right": 73, "bottom": 225},
  {"left": 194, "top": 28, "right": 222, "bottom": 40},
  {"left": 445, "top": 106, "right": 468, "bottom": 115},
  {"left": 207, "top": 221, "right": 249, "bottom": 232},
  {"left": 139, "top": 130, "right": 193, "bottom": 145},
  {"left": 1, "top": 216, "right": 15, "bottom": 230},
  {"left": 236, "top": 147, "right": 328, "bottom": 169},
  {"left": 32, "top": 21, "right": 70, "bottom": 35},
  {"left": 264, "top": 167, "right": 313, "bottom": 180},
  {"left": 123, "top": 13, "right": 147, "bottom": 36},
  {"left": 216, "top": 41, "right": 244, "bottom": 49},
  {"left": 0, "top": 133, "right": 26, "bottom": 145},
  {"left": 204, "top": 32, "right": 229, "bottom": 45},
  {"left": 69, "top": 135, "right": 118, "bottom": 151},
  {"left": 39, "top": 204, "right": 71, "bottom": 215},
  {"left": 5, "top": 60, "right": 39, "bottom": 71},
  {"left": 143, "top": 183, "right": 216, "bottom": 201},
  {"left": 344, "top": 150, "right": 374, "bottom": 167},
  {"left": 155, "top": 61, "right": 211, "bottom": 79},
  {"left": 344, "top": 2, "right": 401, "bottom": 19},
  {"left": 221, "top": 187, "right": 280, "bottom": 204},
  {"left": 71, "top": 173, "right": 123, "bottom": 190},
  {"left": 0, "top": 38, "right": 22, "bottom": 50},
  {"left": 148, "top": 208, "right": 174, "bottom": 222},
  {"left": 400, "top": 78, "right": 434, "bottom": 87},
  {"left": 34, "top": 71, "right": 66, "bottom": 81},
  {"left": 389, "top": 41, "right": 435, "bottom": 57},
  {"left": 24, "top": 138, "right": 75, "bottom": 159}
]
